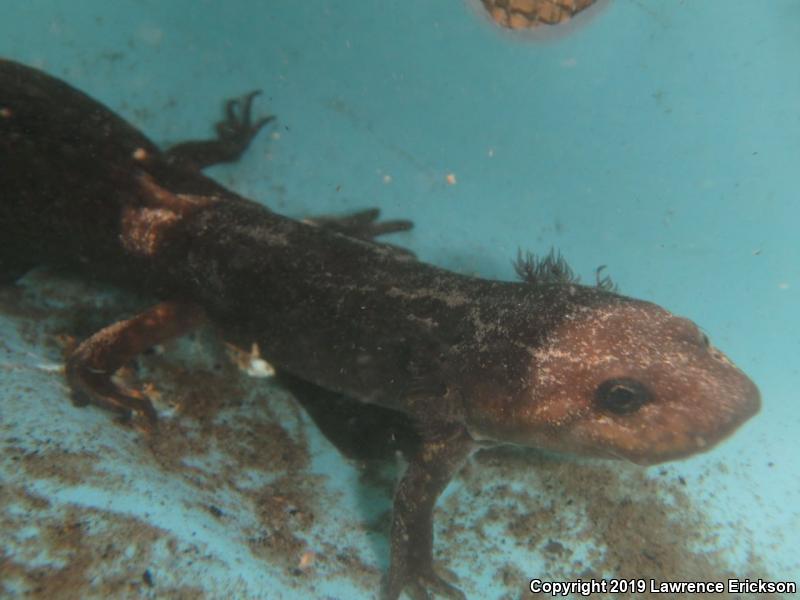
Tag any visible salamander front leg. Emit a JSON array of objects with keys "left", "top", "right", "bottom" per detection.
[
  {"left": 166, "top": 90, "right": 274, "bottom": 170},
  {"left": 66, "top": 301, "right": 205, "bottom": 424},
  {"left": 386, "top": 423, "right": 474, "bottom": 600}
]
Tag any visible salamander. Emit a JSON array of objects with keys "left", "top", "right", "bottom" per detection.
[{"left": 0, "top": 58, "right": 760, "bottom": 599}]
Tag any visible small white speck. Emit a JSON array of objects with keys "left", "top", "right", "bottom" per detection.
[
  {"left": 700, "top": 179, "right": 715, "bottom": 189},
  {"left": 229, "top": 342, "right": 276, "bottom": 378},
  {"left": 383, "top": 174, "right": 392, "bottom": 184},
  {"left": 778, "top": 282, "right": 790, "bottom": 290},
  {"left": 244, "top": 343, "right": 275, "bottom": 378},
  {"left": 246, "top": 356, "right": 275, "bottom": 378},
  {"left": 138, "top": 24, "right": 164, "bottom": 46}
]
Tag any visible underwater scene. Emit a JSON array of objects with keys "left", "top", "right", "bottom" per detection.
[{"left": 0, "top": 1, "right": 798, "bottom": 598}]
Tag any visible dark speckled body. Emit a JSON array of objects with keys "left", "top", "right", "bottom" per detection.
[
  {"left": 0, "top": 59, "right": 601, "bottom": 425},
  {"left": 0, "top": 58, "right": 760, "bottom": 600}
]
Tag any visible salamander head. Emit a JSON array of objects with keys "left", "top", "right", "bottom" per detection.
[{"left": 468, "top": 298, "right": 760, "bottom": 465}]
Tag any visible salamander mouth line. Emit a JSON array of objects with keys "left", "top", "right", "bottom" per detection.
[{"left": 606, "top": 449, "right": 637, "bottom": 465}]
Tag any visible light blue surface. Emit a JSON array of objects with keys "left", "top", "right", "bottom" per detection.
[{"left": 1, "top": 1, "right": 798, "bottom": 598}]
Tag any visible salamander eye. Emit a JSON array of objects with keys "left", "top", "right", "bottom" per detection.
[{"left": 595, "top": 378, "right": 652, "bottom": 415}]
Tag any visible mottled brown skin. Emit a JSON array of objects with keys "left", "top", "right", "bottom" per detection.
[{"left": 0, "top": 59, "right": 760, "bottom": 599}]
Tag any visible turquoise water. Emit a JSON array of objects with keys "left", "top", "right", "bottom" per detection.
[{"left": 1, "top": 1, "right": 798, "bottom": 598}]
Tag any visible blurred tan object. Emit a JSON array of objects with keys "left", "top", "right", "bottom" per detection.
[{"left": 481, "top": 0, "right": 599, "bottom": 29}]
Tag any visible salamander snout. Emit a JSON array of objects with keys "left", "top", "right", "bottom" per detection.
[{"left": 513, "top": 300, "right": 761, "bottom": 464}]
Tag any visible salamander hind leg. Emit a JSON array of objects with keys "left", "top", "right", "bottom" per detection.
[
  {"left": 66, "top": 301, "right": 205, "bottom": 425},
  {"left": 165, "top": 90, "right": 274, "bottom": 170}
]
